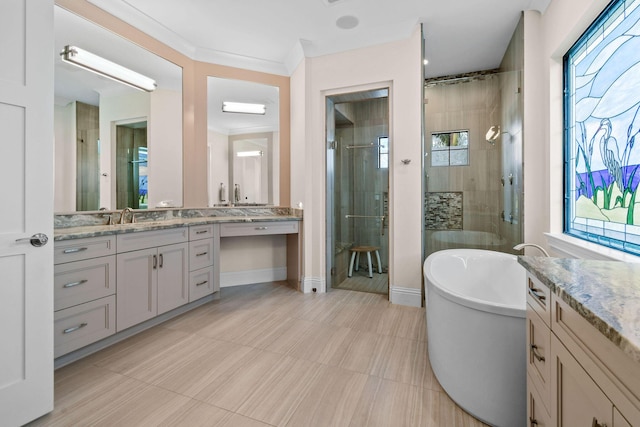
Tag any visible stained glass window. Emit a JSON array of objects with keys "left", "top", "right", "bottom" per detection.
[{"left": 565, "top": 0, "right": 640, "bottom": 255}]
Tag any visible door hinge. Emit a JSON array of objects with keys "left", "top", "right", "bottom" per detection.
[{"left": 328, "top": 140, "right": 337, "bottom": 150}]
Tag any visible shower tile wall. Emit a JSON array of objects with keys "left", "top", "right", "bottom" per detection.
[{"left": 335, "top": 98, "right": 389, "bottom": 277}]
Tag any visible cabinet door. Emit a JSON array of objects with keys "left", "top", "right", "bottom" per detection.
[
  {"left": 116, "top": 248, "right": 157, "bottom": 331},
  {"left": 551, "top": 334, "right": 613, "bottom": 427},
  {"left": 157, "top": 243, "right": 189, "bottom": 315}
]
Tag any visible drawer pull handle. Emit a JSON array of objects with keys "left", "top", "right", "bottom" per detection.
[
  {"left": 196, "top": 230, "right": 208, "bottom": 234},
  {"left": 196, "top": 280, "right": 208, "bottom": 286},
  {"left": 530, "top": 344, "right": 545, "bottom": 362},
  {"left": 63, "top": 247, "right": 88, "bottom": 254},
  {"left": 528, "top": 287, "right": 546, "bottom": 302},
  {"left": 63, "top": 323, "right": 88, "bottom": 334},
  {"left": 529, "top": 417, "right": 538, "bottom": 426},
  {"left": 153, "top": 254, "right": 158, "bottom": 269},
  {"left": 255, "top": 226, "right": 268, "bottom": 230},
  {"left": 196, "top": 252, "right": 208, "bottom": 257},
  {"left": 592, "top": 418, "right": 607, "bottom": 427},
  {"left": 159, "top": 253, "right": 164, "bottom": 268},
  {"left": 63, "top": 279, "right": 88, "bottom": 288}
]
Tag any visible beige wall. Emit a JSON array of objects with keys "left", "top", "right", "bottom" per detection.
[
  {"left": 524, "top": 0, "right": 611, "bottom": 253},
  {"left": 291, "top": 28, "right": 423, "bottom": 301}
]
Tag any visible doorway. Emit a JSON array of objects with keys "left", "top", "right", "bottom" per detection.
[
  {"left": 116, "top": 120, "right": 148, "bottom": 209},
  {"left": 326, "top": 89, "right": 390, "bottom": 295}
]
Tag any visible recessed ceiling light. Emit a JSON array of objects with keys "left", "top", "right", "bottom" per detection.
[
  {"left": 423, "top": 59, "right": 429, "bottom": 65},
  {"left": 336, "top": 15, "right": 359, "bottom": 30}
]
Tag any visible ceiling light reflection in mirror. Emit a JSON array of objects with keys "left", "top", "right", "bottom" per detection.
[
  {"left": 54, "top": 6, "right": 183, "bottom": 213},
  {"left": 207, "top": 77, "right": 279, "bottom": 206}
]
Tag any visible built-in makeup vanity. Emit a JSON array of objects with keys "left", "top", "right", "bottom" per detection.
[
  {"left": 53, "top": 207, "right": 302, "bottom": 367},
  {"left": 519, "top": 256, "right": 640, "bottom": 427}
]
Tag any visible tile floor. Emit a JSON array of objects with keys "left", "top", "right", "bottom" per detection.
[{"left": 28, "top": 283, "right": 488, "bottom": 427}]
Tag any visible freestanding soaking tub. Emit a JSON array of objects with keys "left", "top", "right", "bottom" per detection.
[{"left": 423, "top": 249, "right": 526, "bottom": 427}]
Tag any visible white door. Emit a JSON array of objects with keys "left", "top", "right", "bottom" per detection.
[{"left": 0, "top": 0, "right": 55, "bottom": 425}]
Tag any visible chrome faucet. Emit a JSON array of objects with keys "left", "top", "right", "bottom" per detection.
[
  {"left": 513, "top": 243, "right": 550, "bottom": 257},
  {"left": 119, "top": 207, "right": 133, "bottom": 224}
]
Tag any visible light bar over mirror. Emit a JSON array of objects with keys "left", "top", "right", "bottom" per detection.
[
  {"left": 60, "top": 45, "right": 157, "bottom": 92},
  {"left": 222, "top": 101, "right": 266, "bottom": 115},
  {"left": 237, "top": 150, "right": 264, "bottom": 157}
]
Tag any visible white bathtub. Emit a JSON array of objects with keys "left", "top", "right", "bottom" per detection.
[{"left": 423, "top": 249, "right": 526, "bottom": 427}]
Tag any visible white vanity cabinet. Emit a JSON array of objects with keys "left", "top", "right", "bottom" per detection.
[
  {"left": 525, "top": 272, "right": 640, "bottom": 427},
  {"left": 53, "top": 236, "right": 117, "bottom": 358},
  {"left": 188, "top": 224, "right": 220, "bottom": 302},
  {"left": 116, "top": 228, "right": 189, "bottom": 331}
]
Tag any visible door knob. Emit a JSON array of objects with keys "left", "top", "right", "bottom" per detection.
[{"left": 15, "top": 233, "right": 49, "bottom": 247}]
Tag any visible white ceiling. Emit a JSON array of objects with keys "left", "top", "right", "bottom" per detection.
[{"left": 86, "top": 0, "right": 552, "bottom": 78}]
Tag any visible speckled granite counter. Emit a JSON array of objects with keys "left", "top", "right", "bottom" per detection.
[
  {"left": 518, "top": 256, "right": 640, "bottom": 363},
  {"left": 54, "top": 207, "right": 302, "bottom": 241}
]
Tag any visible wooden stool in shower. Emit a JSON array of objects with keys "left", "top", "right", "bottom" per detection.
[{"left": 348, "top": 246, "right": 382, "bottom": 278}]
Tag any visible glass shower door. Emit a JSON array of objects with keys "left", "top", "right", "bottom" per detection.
[{"left": 326, "top": 90, "right": 389, "bottom": 295}]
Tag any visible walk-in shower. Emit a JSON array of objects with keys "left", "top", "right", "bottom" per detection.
[
  {"left": 326, "top": 89, "right": 390, "bottom": 295},
  {"left": 423, "top": 70, "right": 523, "bottom": 258}
]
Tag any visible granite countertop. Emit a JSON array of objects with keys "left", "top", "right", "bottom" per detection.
[
  {"left": 518, "top": 256, "right": 640, "bottom": 363},
  {"left": 54, "top": 214, "right": 301, "bottom": 241}
]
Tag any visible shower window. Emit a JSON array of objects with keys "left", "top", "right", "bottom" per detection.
[
  {"left": 431, "top": 130, "right": 469, "bottom": 167},
  {"left": 564, "top": 0, "right": 640, "bottom": 255},
  {"left": 378, "top": 136, "right": 389, "bottom": 169}
]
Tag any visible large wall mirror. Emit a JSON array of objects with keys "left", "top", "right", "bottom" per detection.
[
  {"left": 54, "top": 5, "right": 183, "bottom": 212},
  {"left": 207, "top": 77, "right": 280, "bottom": 206}
]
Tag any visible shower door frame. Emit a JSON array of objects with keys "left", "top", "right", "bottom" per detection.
[{"left": 324, "top": 84, "right": 392, "bottom": 295}]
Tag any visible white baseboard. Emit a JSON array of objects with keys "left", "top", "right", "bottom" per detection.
[
  {"left": 302, "top": 276, "right": 325, "bottom": 293},
  {"left": 390, "top": 286, "right": 423, "bottom": 307},
  {"left": 220, "top": 267, "right": 287, "bottom": 287}
]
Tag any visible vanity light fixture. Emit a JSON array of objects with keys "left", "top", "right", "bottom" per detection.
[
  {"left": 237, "top": 150, "right": 264, "bottom": 157},
  {"left": 222, "top": 101, "right": 266, "bottom": 115},
  {"left": 60, "top": 45, "right": 157, "bottom": 92}
]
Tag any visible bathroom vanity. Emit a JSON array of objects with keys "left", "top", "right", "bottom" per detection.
[
  {"left": 520, "top": 256, "right": 640, "bottom": 427},
  {"left": 53, "top": 207, "right": 302, "bottom": 366}
]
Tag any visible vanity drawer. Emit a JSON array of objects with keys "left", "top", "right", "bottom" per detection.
[
  {"left": 54, "top": 255, "right": 116, "bottom": 311},
  {"left": 220, "top": 220, "right": 299, "bottom": 237},
  {"left": 54, "top": 235, "right": 116, "bottom": 264},
  {"left": 527, "top": 303, "right": 551, "bottom": 412},
  {"left": 189, "top": 224, "right": 216, "bottom": 241},
  {"left": 189, "top": 238, "right": 214, "bottom": 271},
  {"left": 189, "top": 266, "right": 217, "bottom": 302},
  {"left": 117, "top": 227, "right": 188, "bottom": 253},
  {"left": 54, "top": 295, "right": 116, "bottom": 358},
  {"left": 527, "top": 374, "right": 551, "bottom": 427},
  {"left": 526, "top": 273, "right": 551, "bottom": 327}
]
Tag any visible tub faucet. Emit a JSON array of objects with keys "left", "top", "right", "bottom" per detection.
[{"left": 513, "top": 243, "right": 550, "bottom": 257}]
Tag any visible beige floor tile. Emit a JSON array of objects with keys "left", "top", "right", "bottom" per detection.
[
  {"left": 285, "top": 365, "right": 369, "bottom": 427},
  {"left": 287, "top": 322, "right": 353, "bottom": 364},
  {"left": 125, "top": 336, "right": 256, "bottom": 397},
  {"left": 236, "top": 356, "right": 323, "bottom": 426},
  {"left": 90, "top": 327, "right": 193, "bottom": 373},
  {"left": 260, "top": 318, "right": 315, "bottom": 354},
  {"left": 36, "top": 283, "right": 488, "bottom": 427},
  {"left": 348, "top": 377, "right": 417, "bottom": 427},
  {"left": 193, "top": 349, "right": 284, "bottom": 411},
  {"left": 332, "top": 330, "right": 391, "bottom": 375}
]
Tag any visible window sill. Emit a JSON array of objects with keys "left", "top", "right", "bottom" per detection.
[{"left": 545, "top": 233, "right": 640, "bottom": 263}]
